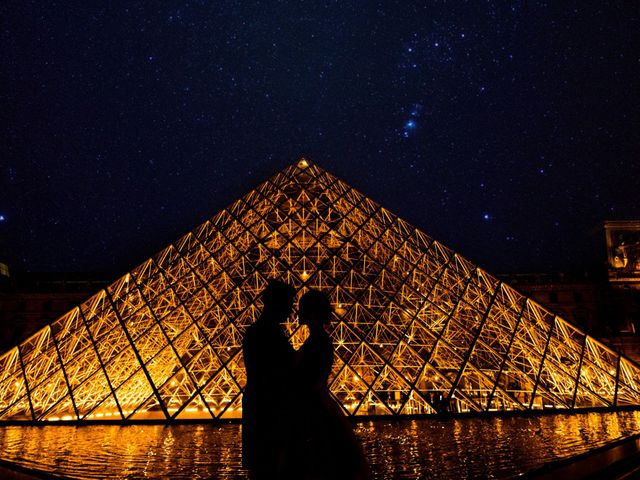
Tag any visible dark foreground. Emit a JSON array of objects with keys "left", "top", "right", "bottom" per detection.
[{"left": 1, "top": 411, "right": 640, "bottom": 479}]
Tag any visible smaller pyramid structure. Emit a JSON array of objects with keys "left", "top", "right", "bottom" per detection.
[{"left": 1, "top": 159, "right": 639, "bottom": 422}]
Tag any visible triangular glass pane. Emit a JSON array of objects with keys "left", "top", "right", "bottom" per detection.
[
  {"left": 20, "top": 335, "right": 58, "bottom": 390},
  {"left": 414, "top": 363, "right": 456, "bottom": 411},
  {"left": 366, "top": 322, "right": 400, "bottom": 361},
  {"left": 371, "top": 365, "right": 414, "bottom": 414},
  {"left": 616, "top": 382, "right": 640, "bottom": 406},
  {"left": 400, "top": 390, "right": 436, "bottom": 415},
  {"left": 185, "top": 344, "right": 223, "bottom": 389},
  {"left": 452, "top": 365, "right": 497, "bottom": 411},
  {"left": 201, "top": 367, "right": 242, "bottom": 419},
  {"left": 354, "top": 390, "right": 392, "bottom": 416},
  {"left": 331, "top": 322, "right": 362, "bottom": 364},
  {"left": 175, "top": 395, "right": 214, "bottom": 420},
  {"left": 113, "top": 369, "right": 156, "bottom": 417},
  {"left": 330, "top": 365, "right": 371, "bottom": 416},
  {"left": 488, "top": 386, "right": 525, "bottom": 412},
  {"left": 574, "top": 383, "right": 610, "bottom": 408},
  {"left": 40, "top": 395, "right": 77, "bottom": 422},
  {"left": 210, "top": 324, "right": 243, "bottom": 364},
  {"left": 219, "top": 392, "right": 243, "bottom": 419},
  {"left": 578, "top": 361, "right": 616, "bottom": 405},
  {"left": 0, "top": 349, "right": 21, "bottom": 389},
  {"left": 101, "top": 338, "right": 142, "bottom": 389},
  {"left": 30, "top": 368, "right": 70, "bottom": 419},
  {"left": 72, "top": 368, "right": 114, "bottom": 418},
  {"left": 348, "top": 343, "right": 385, "bottom": 387},
  {"left": 159, "top": 305, "right": 195, "bottom": 341},
  {"left": 145, "top": 344, "right": 184, "bottom": 389},
  {"left": 197, "top": 304, "right": 229, "bottom": 343},
  {"left": 156, "top": 368, "right": 200, "bottom": 417},
  {"left": 0, "top": 371, "right": 29, "bottom": 417},
  {"left": 0, "top": 395, "right": 32, "bottom": 421},
  {"left": 128, "top": 392, "right": 166, "bottom": 421},
  {"left": 529, "top": 391, "right": 562, "bottom": 410},
  {"left": 583, "top": 337, "right": 619, "bottom": 375},
  {"left": 388, "top": 341, "right": 426, "bottom": 385}
]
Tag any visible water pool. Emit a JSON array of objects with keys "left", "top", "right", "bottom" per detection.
[{"left": 1, "top": 411, "right": 640, "bottom": 479}]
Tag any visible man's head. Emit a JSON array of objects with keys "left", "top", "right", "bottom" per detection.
[{"left": 261, "top": 280, "right": 296, "bottom": 323}]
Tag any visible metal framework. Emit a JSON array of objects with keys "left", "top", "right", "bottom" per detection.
[{"left": 1, "top": 159, "right": 640, "bottom": 422}]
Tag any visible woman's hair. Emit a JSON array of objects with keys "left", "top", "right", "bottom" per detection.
[{"left": 299, "top": 289, "right": 333, "bottom": 323}]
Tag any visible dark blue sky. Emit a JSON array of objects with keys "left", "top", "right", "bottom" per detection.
[{"left": 2, "top": 1, "right": 639, "bottom": 275}]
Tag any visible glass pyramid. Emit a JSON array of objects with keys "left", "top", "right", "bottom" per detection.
[{"left": 1, "top": 159, "right": 639, "bottom": 422}]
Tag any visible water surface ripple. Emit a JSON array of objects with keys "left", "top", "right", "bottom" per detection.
[{"left": 1, "top": 411, "right": 640, "bottom": 479}]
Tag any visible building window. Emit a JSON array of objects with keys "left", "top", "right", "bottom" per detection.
[{"left": 573, "top": 291, "right": 584, "bottom": 303}]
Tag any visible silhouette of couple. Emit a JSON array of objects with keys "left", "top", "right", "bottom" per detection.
[{"left": 242, "top": 280, "right": 371, "bottom": 480}]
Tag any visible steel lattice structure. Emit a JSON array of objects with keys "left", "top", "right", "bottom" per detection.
[{"left": 1, "top": 159, "right": 640, "bottom": 422}]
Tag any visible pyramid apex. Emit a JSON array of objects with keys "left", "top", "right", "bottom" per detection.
[{"left": 297, "top": 157, "right": 310, "bottom": 168}]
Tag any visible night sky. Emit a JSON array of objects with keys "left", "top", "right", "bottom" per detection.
[{"left": 2, "top": 2, "right": 639, "bottom": 276}]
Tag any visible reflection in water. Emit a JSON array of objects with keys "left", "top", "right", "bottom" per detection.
[{"left": 1, "top": 411, "right": 640, "bottom": 479}]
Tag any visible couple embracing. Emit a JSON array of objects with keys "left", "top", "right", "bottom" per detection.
[{"left": 242, "top": 280, "right": 371, "bottom": 480}]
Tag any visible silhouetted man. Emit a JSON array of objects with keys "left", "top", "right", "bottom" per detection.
[{"left": 242, "top": 280, "right": 296, "bottom": 479}]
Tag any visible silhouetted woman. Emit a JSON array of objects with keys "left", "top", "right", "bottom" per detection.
[{"left": 286, "top": 289, "right": 371, "bottom": 480}]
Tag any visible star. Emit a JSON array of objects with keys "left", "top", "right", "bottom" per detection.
[{"left": 402, "top": 119, "right": 417, "bottom": 138}]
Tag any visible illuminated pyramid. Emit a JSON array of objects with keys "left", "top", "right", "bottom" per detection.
[{"left": 2, "top": 159, "right": 640, "bottom": 422}]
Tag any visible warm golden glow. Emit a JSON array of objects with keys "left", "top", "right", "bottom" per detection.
[{"left": 0, "top": 160, "right": 639, "bottom": 422}]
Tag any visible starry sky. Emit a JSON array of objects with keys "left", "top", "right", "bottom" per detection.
[{"left": 2, "top": 1, "right": 639, "bottom": 276}]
